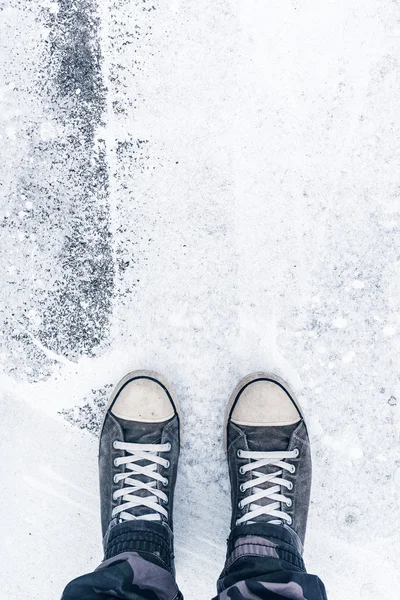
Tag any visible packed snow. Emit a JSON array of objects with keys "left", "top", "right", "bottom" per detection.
[{"left": 1, "top": 1, "right": 399, "bottom": 599}]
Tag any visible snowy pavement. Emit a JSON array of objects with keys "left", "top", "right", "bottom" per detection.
[{"left": 1, "top": 1, "right": 400, "bottom": 599}]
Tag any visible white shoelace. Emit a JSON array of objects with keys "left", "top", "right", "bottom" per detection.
[
  {"left": 112, "top": 441, "right": 171, "bottom": 522},
  {"left": 236, "top": 448, "right": 299, "bottom": 526}
]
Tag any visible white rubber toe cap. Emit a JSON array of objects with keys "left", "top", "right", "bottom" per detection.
[
  {"left": 111, "top": 377, "right": 176, "bottom": 423},
  {"left": 231, "top": 379, "right": 301, "bottom": 426}
]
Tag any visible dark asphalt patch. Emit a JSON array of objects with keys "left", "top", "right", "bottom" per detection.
[
  {"left": 0, "top": 0, "right": 114, "bottom": 378},
  {"left": 38, "top": 0, "right": 114, "bottom": 360},
  {"left": 0, "top": 0, "right": 114, "bottom": 381}
]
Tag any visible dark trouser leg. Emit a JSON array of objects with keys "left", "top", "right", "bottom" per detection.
[
  {"left": 215, "top": 523, "right": 327, "bottom": 600},
  {"left": 61, "top": 521, "right": 183, "bottom": 600}
]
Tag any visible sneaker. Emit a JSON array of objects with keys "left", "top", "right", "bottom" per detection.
[
  {"left": 225, "top": 372, "right": 311, "bottom": 546},
  {"left": 99, "top": 370, "right": 180, "bottom": 540}
]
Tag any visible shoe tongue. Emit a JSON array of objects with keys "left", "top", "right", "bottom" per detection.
[
  {"left": 117, "top": 419, "right": 165, "bottom": 521},
  {"left": 240, "top": 422, "right": 300, "bottom": 522},
  {"left": 119, "top": 418, "right": 164, "bottom": 445},
  {"left": 241, "top": 423, "right": 299, "bottom": 452}
]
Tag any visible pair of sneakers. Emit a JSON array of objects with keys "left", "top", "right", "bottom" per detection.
[{"left": 99, "top": 370, "right": 311, "bottom": 556}]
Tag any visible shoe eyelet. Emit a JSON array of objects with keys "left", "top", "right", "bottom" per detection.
[
  {"left": 288, "top": 516, "right": 293, "bottom": 526},
  {"left": 239, "top": 466, "right": 245, "bottom": 475},
  {"left": 113, "top": 458, "right": 119, "bottom": 467},
  {"left": 293, "top": 448, "right": 299, "bottom": 457},
  {"left": 166, "top": 442, "right": 171, "bottom": 451},
  {"left": 238, "top": 501, "right": 243, "bottom": 509},
  {"left": 239, "top": 484, "right": 245, "bottom": 492},
  {"left": 163, "top": 497, "right": 169, "bottom": 505},
  {"left": 286, "top": 499, "right": 292, "bottom": 508},
  {"left": 290, "top": 465, "right": 296, "bottom": 474},
  {"left": 288, "top": 482, "right": 293, "bottom": 491},
  {"left": 162, "top": 478, "right": 169, "bottom": 487},
  {"left": 237, "top": 449, "right": 243, "bottom": 458},
  {"left": 113, "top": 475, "right": 119, "bottom": 484},
  {"left": 165, "top": 460, "right": 170, "bottom": 468},
  {"left": 113, "top": 441, "right": 118, "bottom": 449}
]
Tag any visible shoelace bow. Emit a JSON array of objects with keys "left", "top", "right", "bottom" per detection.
[
  {"left": 236, "top": 448, "right": 299, "bottom": 526},
  {"left": 112, "top": 441, "right": 171, "bottom": 522}
]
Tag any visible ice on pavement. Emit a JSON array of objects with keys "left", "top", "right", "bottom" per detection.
[{"left": 1, "top": 0, "right": 399, "bottom": 599}]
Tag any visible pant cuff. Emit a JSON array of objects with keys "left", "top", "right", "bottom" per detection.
[
  {"left": 225, "top": 523, "right": 306, "bottom": 573},
  {"left": 103, "top": 520, "right": 175, "bottom": 572}
]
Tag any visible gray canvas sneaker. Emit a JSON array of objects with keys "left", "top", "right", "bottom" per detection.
[
  {"left": 99, "top": 370, "right": 180, "bottom": 566},
  {"left": 226, "top": 372, "right": 311, "bottom": 549}
]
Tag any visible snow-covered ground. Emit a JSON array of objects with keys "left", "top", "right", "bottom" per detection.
[{"left": 1, "top": 0, "right": 400, "bottom": 598}]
